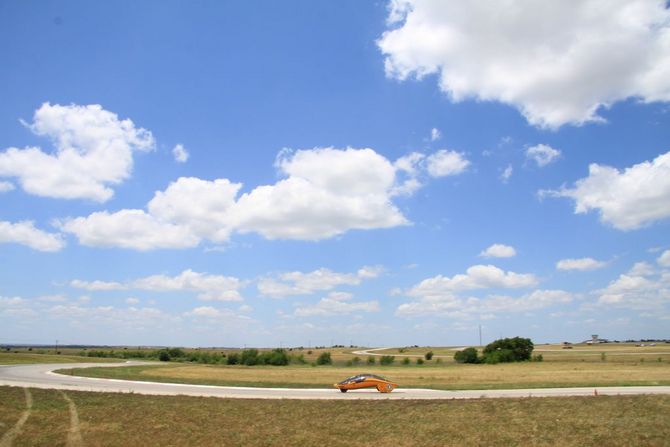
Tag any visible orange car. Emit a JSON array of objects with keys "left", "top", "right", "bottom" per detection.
[{"left": 334, "top": 374, "right": 398, "bottom": 393}]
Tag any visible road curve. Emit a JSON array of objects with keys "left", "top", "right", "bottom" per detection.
[{"left": 1, "top": 362, "right": 670, "bottom": 400}]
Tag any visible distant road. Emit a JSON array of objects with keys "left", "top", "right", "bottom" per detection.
[
  {"left": 351, "top": 347, "right": 465, "bottom": 358},
  {"left": 1, "top": 362, "right": 670, "bottom": 400}
]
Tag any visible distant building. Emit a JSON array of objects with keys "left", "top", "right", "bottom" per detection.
[{"left": 584, "top": 334, "right": 609, "bottom": 344}]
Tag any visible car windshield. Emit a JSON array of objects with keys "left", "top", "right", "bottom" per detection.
[{"left": 338, "top": 374, "right": 388, "bottom": 384}]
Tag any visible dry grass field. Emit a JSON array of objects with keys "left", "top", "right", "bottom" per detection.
[
  {"left": 0, "top": 352, "right": 120, "bottom": 365},
  {"left": 56, "top": 343, "right": 670, "bottom": 390},
  {"left": 1, "top": 386, "right": 669, "bottom": 446}
]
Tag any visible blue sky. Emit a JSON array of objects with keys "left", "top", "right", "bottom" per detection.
[{"left": 1, "top": 0, "right": 670, "bottom": 347}]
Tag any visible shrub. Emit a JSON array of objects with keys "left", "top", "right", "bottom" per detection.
[
  {"left": 454, "top": 347, "right": 480, "bottom": 364},
  {"left": 482, "top": 337, "right": 534, "bottom": 363},
  {"left": 158, "top": 350, "right": 170, "bottom": 362},
  {"left": 402, "top": 357, "right": 411, "bottom": 365},
  {"left": 167, "top": 348, "right": 185, "bottom": 359},
  {"left": 533, "top": 354, "right": 543, "bottom": 362},
  {"left": 240, "top": 348, "right": 259, "bottom": 366},
  {"left": 416, "top": 358, "right": 424, "bottom": 365},
  {"left": 367, "top": 356, "right": 376, "bottom": 365},
  {"left": 425, "top": 351, "right": 434, "bottom": 361},
  {"left": 316, "top": 352, "right": 332, "bottom": 365},
  {"left": 352, "top": 356, "right": 361, "bottom": 365},
  {"left": 379, "top": 355, "right": 395, "bottom": 366},
  {"left": 259, "top": 348, "right": 290, "bottom": 366},
  {"left": 482, "top": 349, "right": 514, "bottom": 364},
  {"left": 226, "top": 353, "right": 239, "bottom": 365},
  {"left": 346, "top": 360, "right": 353, "bottom": 367}
]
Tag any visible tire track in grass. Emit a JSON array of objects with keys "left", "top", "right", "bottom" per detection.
[
  {"left": 58, "top": 391, "right": 83, "bottom": 447},
  {"left": 0, "top": 388, "right": 32, "bottom": 447}
]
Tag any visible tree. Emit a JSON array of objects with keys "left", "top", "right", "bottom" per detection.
[
  {"left": 316, "top": 352, "right": 332, "bottom": 365},
  {"left": 425, "top": 351, "right": 434, "bottom": 361},
  {"left": 158, "top": 350, "right": 170, "bottom": 362},
  {"left": 454, "top": 347, "right": 480, "bottom": 364},
  {"left": 482, "top": 337, "right": 534, "bottom": 363}
]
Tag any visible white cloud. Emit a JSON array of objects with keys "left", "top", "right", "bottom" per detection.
[
  {"left": 658, "top": 249, "right": 670, "bottom": 267},
  {"left": 407, "top": 264, "right": 538, "bottom": 298},
  {"left": 500, "top": 165, "right": 513, "bottom": 183},
  {"left": 378, "top": 1, "right": 670, "bottom": 128},
  {"left": 526, "top": 144, "right": 561, "bottom": 167},
  {"left": 0, "top": 103, "right": 154, "bottom": 202},
  {"left": 258, "top": 266, "right": 381, "bottom": 298},
  {"left": 70, "top": 269, "right": 244, "bottom": 302},
  {"left": 184, "top": 306, "right": 239, "bottom": 319},
  {"left": 147, "top": 177, "right": 241, "bottom": 243},
  {"left": 62, "top": 146, "right": 472, "bottom": 250},
  {"left": 480, "top": 244, "right": 516, "bottom": 258},
  {"left": 425, "top": 150, "right": 470, "bottom": 177},
  {"left": 131, "top": 270, "right": 243, "bottom": 301},
  {"left": 59, "top": 209, "right": 200, "bottom": 251},
  {"left": 556, "top": 257, "right": 606, "bottom": 271},
  {"left": 0, "top": 220, "right": 65, "bottom": 252},
  {"left": 62, "top": 148, "right": 413, "bottom": 249},
  {"left": 70, "top": 279, "right": 124, "bottom": 291},
  {"left": 172, "top": 144, "right": 189, "bottom": 163},
  {"left": 294, "top": 292, "right": 380, "bottom": 317},
  {"left": 125, "top": 297, "right": 140, "bottom": 305},
  {"left": 629, "top": 262, "right": 656, "bottom": 277},
  {"left": 238, "top": 304, "right": 254, "bottom": 313},
  {"left": 0, "top": 181, "right": 14, "bottom": 192},
  {"left": 396, "top": 289, "right": 572, "bottom": 317},
  {"left": 543, "top": 151, "right": 670, "bottom": 230},
  {"left": 597, "top": 261, "right": 670, "bottom": 309},
  {"left": 430, "top": 127, "right": 441, "bottom": 141}
]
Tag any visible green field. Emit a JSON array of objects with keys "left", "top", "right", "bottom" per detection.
[{"left": 0, "top": 386, "right": 668, "bottom": 446}]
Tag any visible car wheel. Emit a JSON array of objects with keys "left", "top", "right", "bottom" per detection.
[{"left": 340, "top": 389, "right": 347, "bottom": 393}]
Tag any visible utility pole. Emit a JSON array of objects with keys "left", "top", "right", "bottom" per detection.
[{"left": 55, "top": 339, "right": 59, "bottom": 354}]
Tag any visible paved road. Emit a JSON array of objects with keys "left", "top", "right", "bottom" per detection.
[{"left": 1, "top": 362, "right": 669, "bottom": 400}]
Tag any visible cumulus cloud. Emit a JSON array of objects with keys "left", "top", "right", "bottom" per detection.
[
  {"left": 294, "top": 292, "right": 380, "bottom": 317},
  {"left": 556, "top": 257, "right": 606, "bottom": 271},
  {"left": 69, "top": 279, "right": 124, "bottom": 291},
  {"left": 597, "top": 261, "right": 669, "bottom": 309},
  {"left": 172, "top": 144, "right": 189, "bottom": 163},
  {"left": 0, "top": 181, "right": 14, "bottom": 192},
  {"left": 425, "top": 150, "right": 470, "bottom": 177},
  {"left": 258, "top": 266, "right": 382, "bottom": 298},
  {"left": 526, "top": 144, "right": 561, "bottom": 167},
  {"left": 658, "top": 249, "right": 670, "bottom": 267},
  {"left": 71, "top": 269, "right": 244, "bottom": 301},
  {"left": 0, "top": 103, "right": 154, "bottom": 202},
  {"left": 0, "top": 220, "right": 65, "bottom": 252},
  {"left": 542, "top": 150, "right": 670, "bottom": 230},
  {"left": 378, "top": 1, "right": 670, "bottom": 128},
  {"left": 480, "top": 244, "right": 516, "bottom": 258},
  {"left": 58, "top": 210, "right": 200, "bottom": 251},
  {"left": 500, "top": 165, "right": 513, "bottom": 183},
  {"left": 396, "top": 289, "right": 572, "bottom": 317},
  {"left": 63, "top": 147, "right": 465, "bottom": 250},
  {"left": 430, "top": 128, "right": 441, "bottom": 141},
  {"left": 407, "top": 264, "right": 538, "bottom": 298},
  {"left": 184, "top": 306, "right": 241, "bottom": 319}
]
